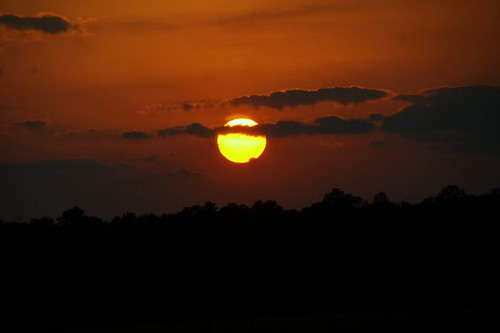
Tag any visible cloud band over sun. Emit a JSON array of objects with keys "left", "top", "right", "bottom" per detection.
[
  {"left": 122, "top": 84, "right": 500, "bottom": 156},
  {"left": 0, "top": 13, "right": 82, "bottom": 34},
  {"left": 156, "top": 116, "right": 375, "bottom": 139},
  {"left": 230, "top": 87, "right": 388, "bottom": 109}
]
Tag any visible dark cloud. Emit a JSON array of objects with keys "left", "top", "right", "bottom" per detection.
[
  {"left": 382, "top": 85, "right": 500, "bottom": 154},
  {"left": 158, "top": 123, "right": 214, "bottom": 138},
  {"left": 315, "top": 116, "right": 375, "bottom": 134},
  {"left": 221, "top": 116, "right": 375, "bottom": 138},
  {"left": 230, "top": 87, "right": 388, "bottom": 109},
  {"left": 0, "top": 159, "right": 106, "bottom": 175},
  {"left": 58, "top": 129, "right": 103, "bottom": 140},
  {"left": 258, "top": 121, "right": 314, "bottom": 137},
  {"left": 159, "top": 117, "right": 374, "bottom": 139},
  {"left": 0, "top": 13, "right": 79, "bottom": 34},
  {"left": 122, "top": 130, "right": 151, "bottom": 140},
  {"left": 369, "top": 140, "right": 386, "bottom": 148},
  {"left": 169, "top": 168, "right": 200, "bottom": 180},
  {"left": 368, "top": 113, "right": 385, "bottom": 122},
  {"left": 391, "top": 93, "right": 426, "bottom": 104},
  {"left": 259, "top": 116, "right": 374, "bottom": 137},
  {"left": 13, "top": 119, "right": 47, "bottom": 129}
]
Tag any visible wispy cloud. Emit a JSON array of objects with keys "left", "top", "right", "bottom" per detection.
[
  {"left": 137, "top": 101, "right": 213, "bottom": 115},
  {"left": 216, "top": 3, "right": 329, "bottom": 27},
  {"left": 169, "top": 167, "right": 200, "bottom": 180},
  {"left": 215, "top": 2, "right": 368, "bottom": 28},
  {"left": 13, "top": 119, "right": 48, "bottom": 130}
]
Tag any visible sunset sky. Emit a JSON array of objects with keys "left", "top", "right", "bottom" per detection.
[{"left": 1, "top": 0, "right": 499, "bottom": 220}]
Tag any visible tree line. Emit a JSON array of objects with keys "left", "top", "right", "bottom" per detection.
[{"left": 1, "top": 185, "right": 500, "bottom": 331}]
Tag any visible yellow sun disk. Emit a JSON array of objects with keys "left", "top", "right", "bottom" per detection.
[{"left": 217, "top": 133, "right": 267, "bottom": 163}]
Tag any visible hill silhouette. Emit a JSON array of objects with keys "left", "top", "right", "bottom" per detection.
[{"left": 1, "top": 185, "right": 500, "bottom": 332}]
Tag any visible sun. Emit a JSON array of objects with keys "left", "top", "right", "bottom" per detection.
[{"left": 217, "top": 118, "right": 267, "bottom": 163}]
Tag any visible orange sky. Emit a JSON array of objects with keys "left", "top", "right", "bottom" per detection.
[{"left": 1, "top": 0, "right": 500, "bottom": 219}]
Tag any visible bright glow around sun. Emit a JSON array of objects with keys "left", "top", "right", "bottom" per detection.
[{"left": 217, "top": 118, "right": 267, "bottom": 163}]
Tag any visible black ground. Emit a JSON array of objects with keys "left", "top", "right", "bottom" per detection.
[{"left": 1, "top": 186, "right": 500, "bottom": 332}]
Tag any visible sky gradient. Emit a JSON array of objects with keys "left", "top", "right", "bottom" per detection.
[{"left": 1, "top": 0, "right": 500, "bottom": 220}]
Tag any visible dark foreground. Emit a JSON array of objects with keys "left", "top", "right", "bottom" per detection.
[
  {"left": 1, "top": 186, "right": 500, "bottom": 332},
  {"left": 41, "top": 308, "right": 500, "bottom": 332}
]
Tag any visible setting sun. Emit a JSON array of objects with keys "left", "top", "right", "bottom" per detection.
[{"left": 217, "top": 118, "right": 267, "bottom": 163}]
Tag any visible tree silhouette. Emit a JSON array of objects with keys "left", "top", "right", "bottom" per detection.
[
  {"left": 1, "top": 185, "right": 500, "bottom": 331},
  {"left": 436, "top": 185, "right": 466, "bottom": 202},
  {"left": 57, "top": 206, "right": 86, "bottom": 225},
  {"left": 322, "top": 188, "right": 364, "bottom": 209},
  {"left": 29, "top": 216, "right": 54, "bottom": 227},
  {"left": 372, "top": 191, "right": 390, "bottom": 205},
  {"left": 111, "top": 212, "right": 138, "bottom": 226}
]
